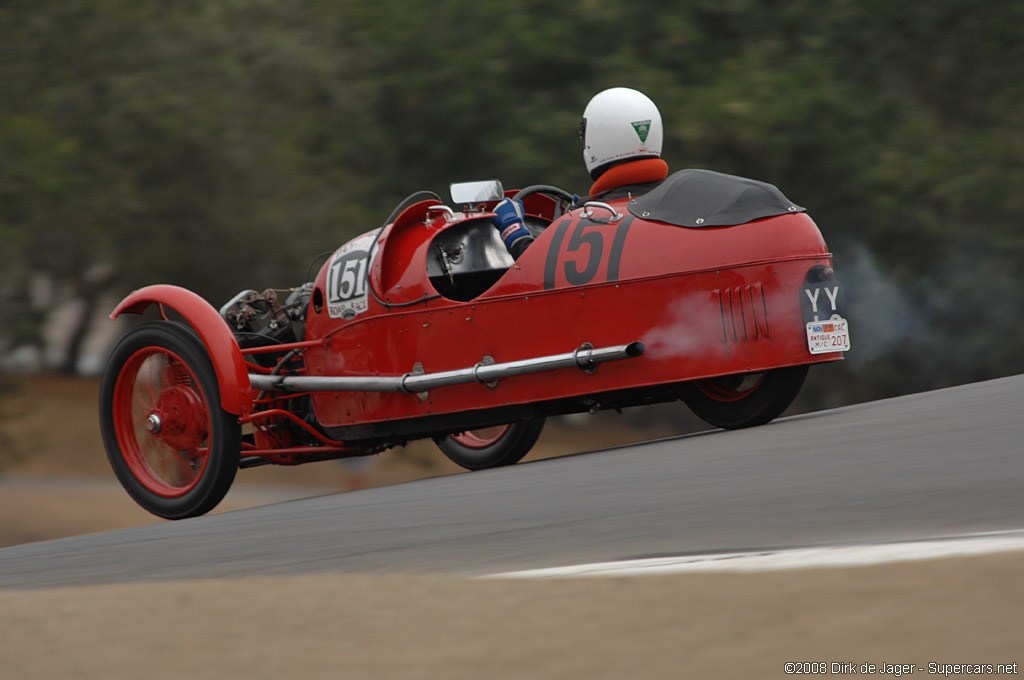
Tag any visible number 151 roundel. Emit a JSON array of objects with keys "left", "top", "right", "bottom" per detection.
[{"left": 327, "top": 232, "right": 376, "bottom": 319}]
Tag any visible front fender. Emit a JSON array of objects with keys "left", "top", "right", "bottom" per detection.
[{"left": 111, "top": 284, "right": 251, "bottom": 416}]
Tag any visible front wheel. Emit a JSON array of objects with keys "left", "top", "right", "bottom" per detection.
[
  {"left": 680, "top": 365, "right": 809, "bottom": 430},
  {"left": 99, "top": 321, "right": 241, "bottom": 519},
  {"left": 436, "top": 419, "right": 545, "bottom": 471}
]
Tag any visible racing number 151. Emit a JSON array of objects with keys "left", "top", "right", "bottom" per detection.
[
  {"left": 543, "top": 215, "right": 633, "bottom": 290},
  {"left": 327, "top": 250, "right": 368, "bottom": 303}
]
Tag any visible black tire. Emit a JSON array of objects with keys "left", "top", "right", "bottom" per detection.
[
  {"left": 99, "top": 321, "right": 241, "bottom": 519},
  {"left": 435, "top": 418, "right": 546, "bottom": 471},
  {"left": 680, "top": 365, "right": 809, "bottom": 430}
]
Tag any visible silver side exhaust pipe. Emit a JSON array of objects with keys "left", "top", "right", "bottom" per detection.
[{"left": 249, "top": 341, "right": 644, "bottom": 394}]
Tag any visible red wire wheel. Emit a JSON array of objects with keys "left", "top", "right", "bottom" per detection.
[
  {"left": 100, "top": 322, "right": 240, "bottom": 519},
  {"left": 692, "top": 373, "right": 768, "bottom": 403},
  {"left": 447, "top": 425, "right": 512, "bottom": 449},
  {"left": 112, "top": 347, "right": 210, "bottom": 496},
  {"left": 436, "top": 419, "right": 545, "bottom": 471},
  {"left": 681, "top": 365, "right": 809, "bottom": 430}
]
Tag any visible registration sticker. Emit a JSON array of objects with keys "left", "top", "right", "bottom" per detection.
[{"left": 806, "top": 316, "right": 851, "bottom": 354}]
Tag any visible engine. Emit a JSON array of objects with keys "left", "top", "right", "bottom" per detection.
[
  {"left": 219, "top": 284, "right": 313, "bottom": 353},
  {"left": 220, "top": 284, "right": 321, "bottom": 453}
]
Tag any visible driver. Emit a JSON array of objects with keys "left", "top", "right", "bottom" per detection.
[{"left": 490, "top": 87, "right": 668, "bottom": 259}]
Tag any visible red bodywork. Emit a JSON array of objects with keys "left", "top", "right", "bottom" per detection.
[{"left": 113, "top": 190, "right": 843, "bottom": 461}]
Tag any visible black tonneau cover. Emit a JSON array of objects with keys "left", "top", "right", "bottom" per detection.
[{"left": 626, "top": 169, "right": 804, "bottom": 228}]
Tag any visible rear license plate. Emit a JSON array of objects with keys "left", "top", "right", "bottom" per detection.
[{"left": 806, "top": 317, "right": 851, "bottom": 354}]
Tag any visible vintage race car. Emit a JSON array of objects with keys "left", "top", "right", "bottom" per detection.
[{"left": 99, "top": 169, "right": 850, "bottom": 519}]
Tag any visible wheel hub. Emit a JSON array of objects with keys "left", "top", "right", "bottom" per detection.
[
  {"left": 148, "top": 385, "right": 208, "bottom": 451},
  {"left": 145, "top": 413, "right": 162, "bottom": 434}
]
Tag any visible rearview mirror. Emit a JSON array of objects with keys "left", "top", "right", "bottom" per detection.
[{"left": 450, "top": 180, "right": 504, "bottom": 205}]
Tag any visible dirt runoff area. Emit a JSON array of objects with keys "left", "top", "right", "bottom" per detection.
[
  {"left": 2, "top": 556, "right": 1022, "bottom": 679},
  {"left": 1, "top": 376, "right": 1022, "bottom": 678}
]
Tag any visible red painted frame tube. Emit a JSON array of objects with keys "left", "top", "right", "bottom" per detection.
[
  {"left": 110, "top": 284, "right": 252, "bottom": 416},
  {"left": 239, "top": 338, "right": 325, "bottom": 355},
  {"left": 240, "top": 408, "right": 351, "bottom": 448}
]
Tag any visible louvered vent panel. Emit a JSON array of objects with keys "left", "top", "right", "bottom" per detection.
[{"left": 713, "top": 283, "right": 770, "bottom": 343}]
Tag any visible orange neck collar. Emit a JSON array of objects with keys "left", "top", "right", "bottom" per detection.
[{"left": 589, "top": 158, "right": 669, "bottom": 197}]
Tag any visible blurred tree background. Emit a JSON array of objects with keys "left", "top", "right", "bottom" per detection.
[{"left": 1, "top": 0, "right": 1022, "bottom": 409}]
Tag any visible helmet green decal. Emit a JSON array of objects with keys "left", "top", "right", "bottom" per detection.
[{"left": 631, "top": 120, "right": 651, "bottom": 143}]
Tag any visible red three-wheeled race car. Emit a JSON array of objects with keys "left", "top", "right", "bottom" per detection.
[{"left": 99, "top": 169, "right": 850, "bottom": 519}]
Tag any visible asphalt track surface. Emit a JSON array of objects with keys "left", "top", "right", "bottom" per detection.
[{"left": 2, "top": 375, "right": 1021, "bottom": 589}]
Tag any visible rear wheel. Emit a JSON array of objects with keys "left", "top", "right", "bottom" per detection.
[
  {"left": 436, "top": 419, "right": 545, "bottom": 471},
  {"left": 99, "top": 321, "right": 241, "bottom": 519},
  {"left": 680, "top": 365, "right": 809, "bottom": 430}
]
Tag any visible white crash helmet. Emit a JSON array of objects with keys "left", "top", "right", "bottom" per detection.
[{"left": 580, "top": 87, "right": 664, "bottom": 179}]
